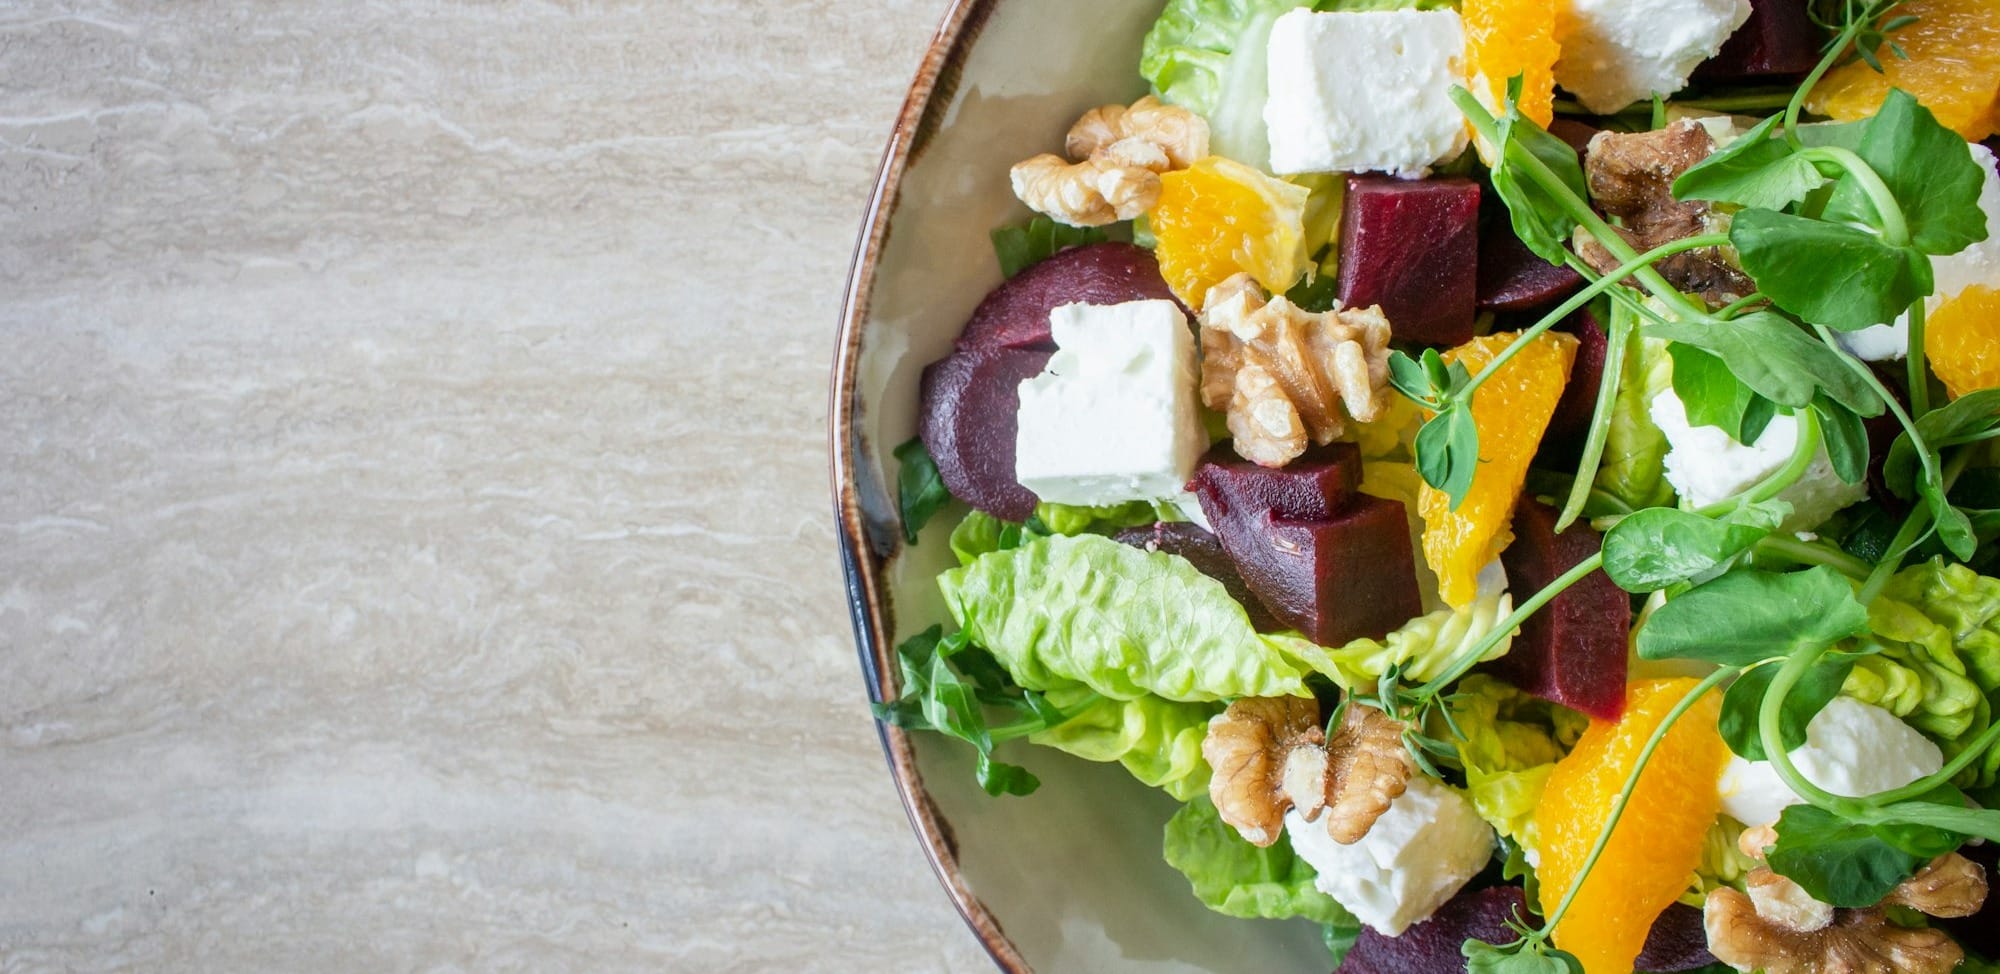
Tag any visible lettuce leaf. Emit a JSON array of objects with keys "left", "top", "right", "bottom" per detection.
[
  {"left": 1034, "top": 500, "right": 1173, "bottom": 536},
  {"left": 1440, "top": 675, "right": 1585, "bottom": 851},
  {"left": 1680, "top": 817, "right": 1759, "bottom": 908},
  {"left": 1163, "top": 795, "right": 1357, "bottom": 925},
  {"left": 1031, "top": 685, "right": 1220, "bottom": 801},
  {"left": 941, "top": 533, "right": 1322, "bottom": 701},
  {"left": 1318, "top": 588, "right": 1515, "bottom": 688},
  {"left": 1843, "top": 559, "right": 2000, "bottom": 793},
  {"left": 1594, "top": 329, "right": 1677, "bottom": 513}
]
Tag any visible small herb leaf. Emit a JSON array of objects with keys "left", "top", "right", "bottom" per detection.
[
  {"left": 1673, "top": 115, "right": 1829, "bottom": 211},
  {"left": 1731, "top": 208, "right": 1933, "bottom": 331},
  {"left": 1716, "top": 655, "right": 1854, "bottom": 761},
  {"left": 990, "top": 217, "right": 1110, "bottom": 279},
  {"left": 1603, "top": 508, "right": 1775, "bottom": 593},
  {"left": 1766, "top": 804, "right": 1922, "bottom": 908},
  {"left": 1635, "top": 566, "right": 1871, "bottom": 665},
  {"left": 1819, "top": 89, "right": 1991, "bottom": 258},
  {"left": 1645, "top": 310, "right": 1883, "bottom": 416},
  {"left": 894, "top": 437, "right": 954, "bottom": 544},
  {"left": 1415, "top": 402, "right": 1481, "bottom": 509},
  {"left": 1812, "top": 396, "right": 1870, "bottom": 486}
]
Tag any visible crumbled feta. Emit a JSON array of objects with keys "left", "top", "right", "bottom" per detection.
[
  {"left": 1837, "top": 143, "right": 2000, "bottom": 361},
  {"left": 1015, "top": 300, "right": 1207, "bottom": 506},
  {"left": 1285, "top": 776, "right": 1494, "bottom": 935},
  {"left": 1555, "top": 0, "right": 1752, "bottom": 114},
  {"left": 1648, "top": 386, "right": 1866, "bottom": 531},
  {"left": 1263, "top": 9, "right": 1470, "bottom": 177},
  {"left": 1718, "top": 697, "right": 1943, "bottom": 827}
]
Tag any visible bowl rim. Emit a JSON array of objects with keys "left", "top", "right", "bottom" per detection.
[{"left": 826, "top": 0, "right": 1028, "bottom": 970}]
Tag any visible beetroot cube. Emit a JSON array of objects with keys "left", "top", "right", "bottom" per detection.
[
  {"left": 1483, "top": 499, "right": 1630, "bottom": 721},
  {"left": 1478, "top": 217, "right": 1585, "bottom": 312},
  {"left": 1338, "top": 176, "right": 1481, "bottom": 346},
  {"left": 954, "top": 242, "right": 1178, "bottom": 352},
  {"left": 1636, "top": 903, "right": 1721, "bottom": 972},
  {"left": 1342, "top": 886, "right": 1526, "bottom": 974},
  {"left": 1693, "top": 0, "right": 1826, "bottom": 82},
  {"left": 1536, "top": 309, "right": 1611, "bottom": 469},
  {"left": 1114, "top": 521, "right": 1282, "bottom": 632},
  {"left": 1226, "top": 497, "right": 1423, "bottom": 646},
  {"left": 918, "top": 345, "right": 1049, "bottom": 521},
  {"left": 1189, "top": 442, "right": 1362, "bottom": 524}
]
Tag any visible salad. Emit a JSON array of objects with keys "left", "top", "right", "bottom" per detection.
[{"left": 877, "top": 0, "right": 2000, "bottom": 971}]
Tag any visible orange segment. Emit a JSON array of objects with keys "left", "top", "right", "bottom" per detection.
[
  {"left": 1152, "top": 156, "right": 1312, "bottom": 310},
  {"left": 1927, "top": 284, "right": 2000, "bottom": 399},
  {"left": 1536, "top": 679, "right": 1728, "bottom": 974},
  {"left": 1462, "top": 0, "right": 1560, "bottom": 160},
  {"left": 1807, "top": 0, "right": 2000, "bottom": 141},
  {"left": 1418, "top": 330, "right": 1577, "bottom": 609}
]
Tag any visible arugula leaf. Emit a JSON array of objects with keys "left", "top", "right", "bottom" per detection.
[
  {"left": 1415, "top": 401, "right": 1481, "bottom": 509},
  {"left": 1766, "top": 804, "right": 1923, "bottom": 907},
  {"left": 1731, "top": 208, "right": 1934, "bottom": 330},
  {"left": 1716, "top": 655, "right": 1855, "bottom": 761},
  {"left": 990, "top": 217, "right": 1111, "bottom": 279},
  {"left": 1819, "top": 90, "right": 1991, "bottom": 258},
  {"left": 1602, "top": 507, "right": 1777, "bottom": 593},
  {"left": 894, "top": 438, "right": 954, "bottom": 545},
  {"left": 873, "top": 626, "right": 1049, "bottom": 796},
  {"left": 1673, "top": 115, "right": 1829, "bottom": 210},
  {"left": 1813, "top": 396, "right": 1870, "bottom": 486},
  {"left": 1884, "top": 389, "right": 2000, "bottom": 500},
  {"left": 1635, "top": 566, "right": 1871, "bottom": 665},
  {"left": 1645, "top": 310, "right": 1882, "bottom": 416},
  {"left": 1667, "top": 343, "right": 1777, "bottom": 442}
]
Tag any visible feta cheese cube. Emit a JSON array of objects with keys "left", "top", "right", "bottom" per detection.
[
  {"left": 1718, "top": 697, "right": 1943, "bottom": 827},
  {"left": 1285, "top": 775, "right": 1494, "bottom": 935},
  {"left": 1263, "top": 9, "right": 1470, "bottom": 177},
  {"left": 1648, "top": 386, "right": 1866, "bottom": 531},
  {"left": 1556, "top": 0, "right": 1752, "bottom": 114},
  {"left": 1837, "top": 143, "right": 2000, "bottom": 361},
  {"left": 1014, "top": 300, "right": 1206, "bottom": 507}
]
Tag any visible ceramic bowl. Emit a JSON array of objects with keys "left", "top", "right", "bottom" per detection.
[{"left": 829, "top": 1, "right": 1333, "bottom": 970}]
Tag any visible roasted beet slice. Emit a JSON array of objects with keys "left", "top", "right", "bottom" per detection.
[
  {"left": 1537, "top": 308, "right": 1611, "bottom": 469},
  {"left": 917, "top": 345, "right": 1047, "bottom": 521},
  {"left": 1190, "top": 442, "right": 1362, "bottom": 523},
  {"left": 1635, "top": 903, "right": 1720, "bottom": 972},
  {"left": 1115, "top": 521, "right": 1282, "bottom": 632},
  {"left": 1219, "top": 498, "right": 1422, "bottom": 646},
  {"left": 1478, "top": 218, "right": 1585, "bottom": 312},
  {"left": 1483, "top": 499, "right": 1630, "bottom": 721},
  {"left": 1693, "top": 0, "right": 1825, "bottom": 82},
  {"left": 1342, "top": 886, "right": 1525, "bottom": 973},
  {"left": 953, "top": 242, "right": 1178, "bottom": 352},
  {"left": 1338, "top": 176, "right": 1482, "bottom": 346}
]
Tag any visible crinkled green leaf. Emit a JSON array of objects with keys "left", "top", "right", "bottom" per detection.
[
  {"left": 1819, "top": 89, "right": 1991, "bottom": 258},
  {"left": 1594, "top": 332, "right": 1677, "bottom": 511},
  {"left": 1442, "top": 675, "right": 1586, "bottom": 851},
  {"left": 1851, "top": 560, "right": 2000, "bottom": 790},
  {"left": 1162, "top": 796, "right": 1357, "bottom": 925},
  {"left": 1031, "top": 685, "right": 1219, "bottom": 801},
  {"left": 1319, "top": 590, "right": 1516, "bottom": 688}
]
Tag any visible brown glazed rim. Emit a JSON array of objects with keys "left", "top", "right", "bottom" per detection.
[{"left": 826, "top": 0, "right": 1025, "bottom": 971}]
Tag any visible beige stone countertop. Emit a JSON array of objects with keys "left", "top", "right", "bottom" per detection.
[{"left": 0, "top": 0, "right": 989, "bottom": 970}]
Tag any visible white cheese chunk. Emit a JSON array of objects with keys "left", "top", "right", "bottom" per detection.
[
  {"left": 1837, "top": 143, "right": 2000, "bottom": 362},
  {"left": 1014, "top": 300, "right": 1206, "bottom": 507},
  {"left": 1718, "top": 697, "right": 1943, "bottom": 827},
  {"left": 1263, "top": 9, "right": 1470, "bottom": 177},
  {"left": 1285, "top": 776, "right": 1494, "bottom": 935},
  {"left": 1555, "top": 0, "right": 1751, "bottom": 114},
  {"left": 1648, "top": 386, "right": 1866, "bottom": 531}
]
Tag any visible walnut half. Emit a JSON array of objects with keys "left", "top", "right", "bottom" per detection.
[
  {"left": 1198, "top": 274, "right": 1393, "bottom": 468},
  {"left": 1201, "top": 697, "right": 1413, "bottom": 848},
  {"left": 1009, "top": 96, "right": 1209, "bottom": 227},
  {"left": 1705, "top": 855, "right": 1988, "bottom": 974}
]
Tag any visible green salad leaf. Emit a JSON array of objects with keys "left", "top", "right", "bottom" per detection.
[
  {"left": 1816, "top": 90, "right": 1990, "bottom": 259},
  {"left": 1766, "top": 804, "right": 1926, "bottom": 907},
  {"left": 1443, "top": 675, "right": 1586, "bottom": 852},
  {"left": 1848, "top": 560, "right": 2000, "bottom": 795},
  {"left": 990, "top": 217, "right": 1111, "bottom": 278},
  {"left": 1032, "top": 686, "right": 1219, "bottom": 801},
  {"left": 1320, "top": 588, "right": 1516, "bottom": 688},
  {"left": 949, "top": 510, "right": 1031, "bottom": 566},
  {"left": 1163, "top": 796, "right": 1356, "bottom": 925},
  {"left": 894, "top": 438, "right": 953, "bottom": 545},
  {"left": 1593, "top": 332, "right": 1676, "bottom": 512},
  {"left": 1635, "top": 566, "right": 1871, "bottom": 665},
  {"left": 942, "top": 533, "right": 1321, "bottom": 701}
]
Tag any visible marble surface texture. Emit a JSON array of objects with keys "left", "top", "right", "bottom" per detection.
[{"left": 0, "top": 0, "right": 989, "bottom": 970}]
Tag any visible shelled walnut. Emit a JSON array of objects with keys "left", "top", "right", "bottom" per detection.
[
  {"left": 1009, "top": 96, "right": 1209, "bottom": 227},
  {"left": 1704, "top": 855, "right": 1987, "bottom": 974},
  {"left": 1201, "top": 697, "right": 1412, "bottom": 848},
  {"left": 1198, "top": 273, "right": 1393, "bottom": 468}
]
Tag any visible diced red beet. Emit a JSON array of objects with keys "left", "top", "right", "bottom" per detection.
[
  {"left": 1693, "top": 0, "right": 1826, "bottom": 82},
  {"left": 1482, "top": 499, "right": 1630, "bottom": 721},
  {"left": 1224, "top": 498, "right": 1423, "bottom": 646},
  {"left": 1635, "top": 903, "right": 1720, "bottom": 972},
  {"left": 953, "top": 242, "right": 1178, "bottom": 352},
  {"left": 1549, "top": 119, "right": 1601, "bottom": 157},
  {"left": 1190, "top": 442, "right": 1362, "bottom": 523},
  {"left": 1478, "top": 217, "right": 1585, "bottom": 312},
  {"left": 1338, "top": 177, "right": 1482, "bottom": 346},
  {"left": 1114, "top": 521, "right": 1282, "bottom": 632},
  {"left": 917, "top": 345, "right": 1048, "bottom": 521},
  {"left": 1536, "top": 309, "right": 1611, "bottom": 469},
  {"left": 1341, "top": 886, "right": 1526, "bottom": 974}
]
